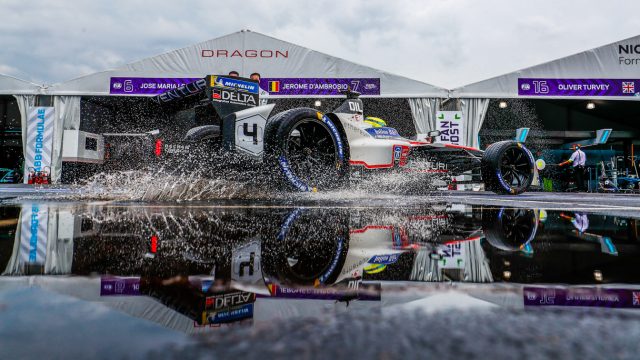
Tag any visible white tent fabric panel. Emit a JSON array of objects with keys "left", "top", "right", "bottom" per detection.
[
  {"left": 46, "top": 30, "right": 448, "bottom": 98},
  {"left": 51, "top": 96, "right": 81, "bottom": 183},
  {"left": 408, "top": 98, "right": 441, "bottom": 134},
  {"left": 460, "top": 98, "right": 490, "bottom": 149},
  {"left": 0, "top": 73, "right": 40, "bottom": 95},
  {"left": 452, "top": 34, "right": 640, "bottom": 99}
]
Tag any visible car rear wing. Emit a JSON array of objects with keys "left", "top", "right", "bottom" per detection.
[
  {"left": 150, "top": 75, "right": 261, "bottom": 119},
  {"left": 561, "top": 128, "right": 613, "bottom": 149}
]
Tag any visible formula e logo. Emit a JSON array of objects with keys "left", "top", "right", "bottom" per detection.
[
  {"left": 393, "top": 145, "right": 402, "bottom": 161},
  {"left": 112, "top": 82, "right": 122, "bottom": 90},
  {"left": 521, "top": 83, "right": 531, "bottom": 91},
  {"left": 348, "top": 101, "right": 363, "bottom": 113}
]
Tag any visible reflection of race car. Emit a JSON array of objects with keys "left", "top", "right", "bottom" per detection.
[
  {"left": 0, "top": 168, "right": 15, "bottom": 183},
  {"left": 99, "top": 75, "right": 536, "bottom": 194}
]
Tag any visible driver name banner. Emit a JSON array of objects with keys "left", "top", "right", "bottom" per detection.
[
  {"left": 261, "top": 78, "right": 380, "bottom": 96},
  {"left": 435, "top": 111, "right": 464, "bottom": 146},
  {"left": 518, "top": 78, "right": 640, "bottom": 97},
  {"left": 24, "top": 107, "right": 55, "bottom": 183},
  {"left": 110, "top": 77, "right": 200, "bottom": 95}
]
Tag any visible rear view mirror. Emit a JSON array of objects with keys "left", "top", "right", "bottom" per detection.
[{"left": 428, "top": 130, "right": 441, "bottom": 138}]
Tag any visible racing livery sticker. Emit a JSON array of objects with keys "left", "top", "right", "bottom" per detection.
[
  {"left": 261, "top": 78, "right": 380, "bottom": 95},
  {"left": 518, "top": 78, "right": 640, "bottom": 97},
  {"left": 213, "top": 88, "right": 258, "bottom": 107},
  {"left": 366, "top": 127, "right": 402, "bottom": 139},
  {"left": 210, "top": 76, "right": 260, "bottom": 94},
  {"left": 367, "top": 253, "right": 401, "bottom": 265},
  {"left": 393, "top": 145, "right": 410, "bottom": 167},
  {"left": 205, "top": 303, "right": 254, "bottom": 325},
  {"left": 206, "top": 291, "right": 256, "bottom": 311}
]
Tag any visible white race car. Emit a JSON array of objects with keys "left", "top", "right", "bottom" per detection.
[{"left": 150, "top": 75, "right": 535, "bottom": 195}]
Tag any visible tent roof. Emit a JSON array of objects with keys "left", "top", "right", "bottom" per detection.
[
  {"left": 47, "top": 30, "right": 447, "bottom": 98},
  {"left": 452, "top": 34, "right": 640, "bottom": 100},
  {"left": 0, "top": 73, "right": 41, "bottom": 95}
]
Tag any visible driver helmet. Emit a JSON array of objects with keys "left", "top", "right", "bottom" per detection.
[{"left": 364, "top": 116, "right": 387, "bottom": 128}]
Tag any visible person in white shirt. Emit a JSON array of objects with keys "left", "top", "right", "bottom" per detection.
[
  {"left": 560, "top": 144, "right": 587, "bottom": 191},
  {"left": 571, "top": 213, "right": 589, "bottom": 233}
]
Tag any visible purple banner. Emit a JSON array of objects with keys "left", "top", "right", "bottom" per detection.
[
  {"left": 523, "top": 286, "right": 640, "bottom": 308},
  {"left": 518, "top": 78, "right": 640, "bottom": 97},
  {"left": 266, "top": 283, "right": 381, "bottom": 301},
  {"left": 110, "top": 77, "right": 200, "bottom": 95},
  {"left": 100, "top": 277, "right": 141, "bottom": 296},
  {"left": 260, "top": 78, "right": 380, "bottom": 96}
]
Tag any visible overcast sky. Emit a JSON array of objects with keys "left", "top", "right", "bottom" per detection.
[{"left": 1, "top": 0, "right": 639, "bottom": 88}]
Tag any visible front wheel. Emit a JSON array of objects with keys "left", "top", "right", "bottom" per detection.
[
  {"left": 481, "top": 141, "right": 535, "bottom": 195},
  {"left": 265, "top": 108, "right": 347, "bottom": 191}
]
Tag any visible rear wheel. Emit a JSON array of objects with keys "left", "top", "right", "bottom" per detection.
[
  {"left": 481, "top": 141, "right": 534, "bottom": 195},
  {"left": 266, "top": 108, "right": 347, "bottom": 191},
  {"left": 482, "top": 207, "right": 539, "bottom": 251}
]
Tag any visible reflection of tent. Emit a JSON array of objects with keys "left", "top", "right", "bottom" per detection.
[{"left": 449, "top": 35, "right": 640, "bottom": 149}]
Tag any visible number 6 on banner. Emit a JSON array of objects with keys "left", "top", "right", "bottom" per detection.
[{"left": 124, "top": 80, "right": 134, "bottom": 93}]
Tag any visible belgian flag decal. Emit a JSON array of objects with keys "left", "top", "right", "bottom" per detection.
[{"left": 268, "top": 81, "right": 280, "bottom": 93}]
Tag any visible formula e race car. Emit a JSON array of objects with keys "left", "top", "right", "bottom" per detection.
[{"left": 113, "top": 75, "right": 536, "bottom": 194}]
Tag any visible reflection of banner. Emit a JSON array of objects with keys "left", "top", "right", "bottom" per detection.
[
  {"left": 19, "top": 204, "right": 49, "bottom": 265},
  {"left": 524, "top": 286, "right": 640, "bottom": 308},
  {"left": 100, "top": 277, "right": 141, "bottom": 296},
  {"left": 518, "top": 78, "right": 640, "bottom": 97},
  {"left": 435, "top": 111, "right": 464, "bottom": 146},
  {"left": 266, "top": 283, "right": 381, "bottom": 301},
  {"left": 260, "top": 78, "right": 380, "bottom": 95},
  {"left": 24, "top": 107, "right": 55, "bottom": 182},
  {"left": 110, "top": 77, "right": 200, "bottom": 95}
]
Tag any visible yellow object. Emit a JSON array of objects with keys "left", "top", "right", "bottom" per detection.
[
  {"left": 364, "top": 263, "right": 386, "bottom": 274},
  {"left": 364, "top": 116, "right": 387, "bottom": 128}
]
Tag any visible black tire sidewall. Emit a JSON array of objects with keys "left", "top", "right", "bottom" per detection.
[
  {"left": 266, "top": 108, "right": 347, "bottom": 191},
  {"left": 482, "top": 141, "right": 535, "bottom": 195}
]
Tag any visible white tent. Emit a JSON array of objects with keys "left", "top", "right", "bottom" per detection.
[
  {"left": 0, "top": 73, "right": 40, "bottom": 95},
  {"left": 42, "top": 30, "right": 448, "bottom": 183},
  {"left": 448, "top": 35, "right": 640, "bottom": 149},
  {"left": 452, "top": 34, "right": 640, "bottom": 100},
  {"left": 0, "top": 74, "right": 42, "bottom": 173},
  {"left": 46, "top": 29, "right": 447, "bottom": 98}
]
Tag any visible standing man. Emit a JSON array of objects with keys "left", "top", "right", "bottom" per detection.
[
  {"left": 250, "top": 72, "right": 269, "bottom": 106},
  {"left": 560, "top": 144, "right": 587, "bottom": 191}
]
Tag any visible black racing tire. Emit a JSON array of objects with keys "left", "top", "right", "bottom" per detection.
[
  {"left": 265, "top": 108, "right": 348, "bottom": 191},
  {"left": 481, "top": 141, "right": 535, "bottom": 195},
  {"left": 261, "top": 208, "right": 350, "bottom": 286},
  {"left": 482, "top": 208, "right": 539, "bottom": 251},
  {"left": 183, "top": 125, "right": 220, "bottom": 142}
]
